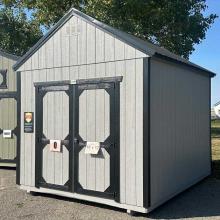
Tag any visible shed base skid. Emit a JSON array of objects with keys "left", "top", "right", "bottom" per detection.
[{"left": 20, "top": 185, "right": 148, "bottom": 214}]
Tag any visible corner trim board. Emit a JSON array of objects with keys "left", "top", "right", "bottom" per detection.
[
  {"left": 16, "top": 71, "right": 21, "bottom": 185},
  {"left": 143, "top": 57, "right": 151, "bottom": 208},
  {"left": 209, "top": 77, "right": 212, "bottom": 172}
]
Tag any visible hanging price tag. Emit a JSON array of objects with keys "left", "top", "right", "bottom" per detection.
[
  {"left": 50, "top": 140, "right": 61, "bottom": 152},
  {"left": 3, "top": 130, "right": 12, "bottom": 139},
  {"left": 85, "top": 142, "right": 100, "bottom": 155}
]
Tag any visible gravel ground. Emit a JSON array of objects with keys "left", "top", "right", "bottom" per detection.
[{"left": 1, "top": 169, "right": 220, "bottom": 220}]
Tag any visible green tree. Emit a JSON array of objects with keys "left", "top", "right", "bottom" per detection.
[
  {"left": 2, "top": 0, "right": 217, "bottom": 58},
  {"left": 0, "top": 7, "right": 42, "bottom": 56}
]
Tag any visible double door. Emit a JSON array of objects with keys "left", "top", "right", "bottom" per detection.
[
  {"left": 0, "top": 92, "right": 19, "bottom": 165},
  {"left": 35, "top": 78, "right": 121, "bottom": 201}
]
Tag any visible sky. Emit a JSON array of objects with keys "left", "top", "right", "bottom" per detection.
[{"left": 189, "top": 0, "right": 220, "bottom": 106}]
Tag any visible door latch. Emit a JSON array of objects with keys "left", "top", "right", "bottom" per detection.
[{"left": 74, "top": 138, "right": 79, "bottom": 144}]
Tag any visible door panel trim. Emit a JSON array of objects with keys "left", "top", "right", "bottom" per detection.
[
  {"left": 73, "top": 80, "right": 121, "bottom": 202},
  {"left": 35, "top": 83, "right": 72, "bottom": 192},
  {"left": 0, "top": 91, "right": 19, "bottom": 165},
  {"left": 33, "top": 76, "right": 123, "bottom": 87}
]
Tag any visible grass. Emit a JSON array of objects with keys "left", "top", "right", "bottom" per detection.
[
  {"left": 212, "top": 119, "right": 220, "bottom": 179},
  {"left": 212, "top": 119, "right": 220, "bottom": 138}
]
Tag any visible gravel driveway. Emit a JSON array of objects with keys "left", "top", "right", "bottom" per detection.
[{"left": 1, "top": 169, "right": 220, "bottom": 220}]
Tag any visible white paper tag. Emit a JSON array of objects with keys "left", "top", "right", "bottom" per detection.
[
  {"left": 85, "top": 142, "right": 100, "bottom": 155},
  {"left": 50, "top": 140, "right": 61, "bottom": 152},
  {"left": 3, "top": 130, "right": 12, "bottom": 139}
]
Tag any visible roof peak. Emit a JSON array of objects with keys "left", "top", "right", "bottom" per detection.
[{"left": 13, "top": 7, "right": 216, "bottom": 77}]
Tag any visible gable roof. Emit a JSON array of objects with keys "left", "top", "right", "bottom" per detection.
[
  {"left": 0, "top": 49, "right": 19, "bottom": 61},
  {"left": 13, "top": 8, "right": 216, "bottom": 77}
]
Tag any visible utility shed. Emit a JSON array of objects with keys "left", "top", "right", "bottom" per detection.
[
  {"left": 0, "top": 50, "right": 20, "bottom": 167},
  {"left": 13, "top": 8, "right": 215, "bottom": 213}
]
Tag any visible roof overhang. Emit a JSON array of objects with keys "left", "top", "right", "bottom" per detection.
[{"left": 0, "top": 50, "right": 19, "bottom": 61}]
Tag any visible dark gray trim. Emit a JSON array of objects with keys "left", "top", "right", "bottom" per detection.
[
  {"left": 0, "top": 159, "right": 16, "bottom": 164},
  {"left": 0, "top": 91, "right": 17, "bottom": 99},
  {"left": 13, "top": 8, "right": 216, "bottom": 77},
  {"left": 209, "top": 77, "right": 212, "bottom": 174},
  {"left": 0, "top": 69, "right": 7, "bottom": 89},
  {"left": 16, "top": 71, "right": 21, "bottom": 185},
  {"left": 69, "top": 85, "right": 75, "bottom": 193},
  {"left": 114, "top": 82, "right": 120, "bottom": 202},
  {"left": 34, "top": 77, "right": 123, "bottom": 87},
  {"left": 0, "top": 50, "right": 19, "bottom": 61},
  {"left": 34, "top": 80, "right": 72, "bottom": 87},
  {"left": 76, "top": 76, "right": 123, "bottom": 84},
  {"left": 143, "top": 57, "right": 151, "bottom": 208}
]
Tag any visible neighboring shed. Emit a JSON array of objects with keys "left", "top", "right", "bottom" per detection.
[
  {"left": 214, "top": 101, "right": 220, "bottom": 118},
  {"left": 13, "top": 8, "right": 215, "bottom": 213},
  {"left": 0, "top": 50, "right": 20, "bottom": 167},
  {"left": 211, "top": 107, "right": 219, "bottom": 120}
]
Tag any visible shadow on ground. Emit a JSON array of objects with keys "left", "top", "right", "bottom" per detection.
[
  {"left": 145, "top": 177, "right": 220, "bottom": 219},
  {"left": 32, "top": 176, "right": 220, "bottom": 219}
]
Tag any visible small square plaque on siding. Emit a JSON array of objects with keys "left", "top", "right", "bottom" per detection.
[{"left": 24, "top": 112, "right": 34, "bottom": 133}]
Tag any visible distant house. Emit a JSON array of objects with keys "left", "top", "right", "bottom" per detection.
[
  {"left": 211, "top": 108, "right": 218, "bottom": 120},
  {"left": 214, "top": 101, "right": 220, "bottom": 119}
]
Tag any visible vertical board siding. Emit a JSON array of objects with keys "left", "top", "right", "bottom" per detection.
[
  {"left": 150, "top": 59, "right": 210, "bottom": 206},
  {"left": 42, "top": 91, "right": 69, "bottom": 185},
  {"left": 0, "top": 53, "right": 17, "bottom": 164},
  {"left": 18, "top": 15, "right": 146, "bottom": 72},
  {"left": 78, "top": 89, "right": 110, "bottom": 192},
  {"left": 19, "top": 15, "right": 146, "bottom": 207}
]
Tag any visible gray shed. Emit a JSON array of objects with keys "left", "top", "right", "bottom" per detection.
[
  {"left": 13, "top": 8, "right": 215, "bottom": 213},
  {"left": 0, "top": 50, "right": 20, "bottom": 167}
]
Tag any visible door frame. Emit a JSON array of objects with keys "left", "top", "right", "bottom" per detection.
[
  {"left": 34, "top": 77, "right": 122, "bottom": 201},
  {"left": 34, "top": 81, "right": 73, "bottom": 192},
  {"left": 72, "top": 77, "right": 121, "bottom": 202},
  {"left": 0, "top": 91, "right": 20, "bottom": 165}
]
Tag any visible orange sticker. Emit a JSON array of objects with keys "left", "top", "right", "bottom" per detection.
[{"left": 25, "top": 112, "right": 33, "bottom": 123}]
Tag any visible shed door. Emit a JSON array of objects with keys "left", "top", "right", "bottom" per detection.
[
  {"left": 0, "top": 93, "right": 18, "bottom": 165},
  {"left": 73, "top": 81, "right": 120, "bottom": 201},
  {"left": 35, "top": 84, "right": 72, "bottom": 191}
]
